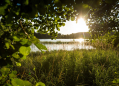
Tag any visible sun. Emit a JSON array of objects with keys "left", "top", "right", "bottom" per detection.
[
  {"left": 77, "top": 18, "right": 86, "bottom": 27},
  {"left": 74, "top": 18, "right": 89, "bottom": 32},
  {"left": 59, "top": 17, "right": 89, "bottom": 34}
]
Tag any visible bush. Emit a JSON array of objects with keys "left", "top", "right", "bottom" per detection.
[{"left": 91, "top": 32, "right": 119, "bottom": 50}]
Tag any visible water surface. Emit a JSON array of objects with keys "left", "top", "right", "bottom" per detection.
[{"left": 30, "top": 39, "right": 95, "bottom": 52}]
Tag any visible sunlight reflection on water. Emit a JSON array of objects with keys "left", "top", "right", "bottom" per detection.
[{"left": 30, "top": 39, "right": 96, "bottom": 52}]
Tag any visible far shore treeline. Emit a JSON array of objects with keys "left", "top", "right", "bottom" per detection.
[
  {"left": 34, "top": 32, "right": 115, "bottom": 39},
  {"left": 34, "top": 32, "right": 91, "bottom": 39}
]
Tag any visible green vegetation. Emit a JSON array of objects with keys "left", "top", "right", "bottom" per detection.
[
  {"left": 90, "top": 32, "right": 119, "bottom": 50},
  {"left": 0, "top": 0, "right": 76, "bottom": 85},
  {"left": 12, "top": 48, "right": 119, "bottom": 86},
  {"left": 11, "top": 32, "right": 119, "bottom": 86},
  {"left": 40, "top": 41, "right": 85, "bottom": 44},
  {"left": 34, "top": 32, "right": 91, "bottom": 39}
]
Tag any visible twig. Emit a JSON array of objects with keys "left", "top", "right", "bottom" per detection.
[{"left": 19, "top": 19, "right": 30, "bottom": 39}]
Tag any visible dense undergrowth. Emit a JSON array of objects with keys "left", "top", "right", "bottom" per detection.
[
  {"left": 9, "top": 32, "right": 119, "bottom": 86},
  {"left": 12, "top": 48, "right": 119, "bottom": 86}
]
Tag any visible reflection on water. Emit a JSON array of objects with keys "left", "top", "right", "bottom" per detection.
[
  {"left": 77, "top": 38, "right": 84, "bottom": 43},
  {"left": 30, "top": 39, "right": 96, "bottom": 52},
  {"left": 39, "top": 39, "right": 85, "bottom": 42}
]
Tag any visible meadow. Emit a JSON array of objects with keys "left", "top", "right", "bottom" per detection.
[{"left": 12, "top": 39, "right": 119, "bottom": 86}]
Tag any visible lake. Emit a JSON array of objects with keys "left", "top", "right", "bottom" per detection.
[{"left": 30, "top": 39, "right": 96, "bottom": 52}]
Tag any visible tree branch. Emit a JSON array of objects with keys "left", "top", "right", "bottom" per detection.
[{"left": 19, "top": 19, "right": 30, "bottom": 39}]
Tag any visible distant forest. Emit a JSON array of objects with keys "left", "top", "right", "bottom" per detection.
[{"left": 34, "top": 32, "right": 91, "bottom": 39}]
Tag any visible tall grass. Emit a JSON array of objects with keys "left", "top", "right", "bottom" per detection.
[
  {"left": 13, "top": 48, "right": 119, "bottom": 86},
  {"left": 12, "top": 32, "right": 119, "bottom": 86},
  {"left": 90, "top": 32, "right": 119, "bottom": 50}
]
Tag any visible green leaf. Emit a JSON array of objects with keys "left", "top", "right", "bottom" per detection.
[
  {"left": 12, "top": 70, "right": 17, "bottom": 75},
  {"left": 71, "top": 17, "right": 75, "bottom": 21},
  {"left": 15, "top": 12, "right": 19, "bottom": 15},
  {"left": 12, "top": 52, "right": 20, "bottom": 59},
  {"left": 35, "top": 43, "right": 47, "bottom": 50},
  {"left": 16, "top": 62, "right": 21, "bottom": 67},
  {"left": 33, "top": 67, "right": 35, "bottom": 71},
  {"left": 0, "top": 4, "right": 8, "bottom": 15},
  {"left": 20, "top": 55, "right": 27, "bottom": 60},
  {"left": 24, "top": 0, "right": 29, "bottom": 5},
  {"left": 20, "top": 39, "right": 28, "bottom": 45},
  {"left": 13, "top": 36, "right": 20, "bottom": 42},
  {"left": 54, "top": 0, "right": 59, "bottom": 3},
  {"left": 10, "top": 44, "right": 15, "bottom": 50},
  {"left": 31, "top": 28, "right": 34, "bottom": 33},
  {"left": 5, "top": 0, "right": 11, "bottom": 3},
  {"left": 62, "top": 23, "right": 65, "bottom": 26},
  {"left": 9, "top": 71, "right": 17, "bottom": 79},
  {"left": 35, "top": 14, "right": 38, "bottom": 17},
  {"left": 0, "top": 67, "right": 10, "bottom": 75},
  {"left": 5, "top": 42, "right": 10, "bottom": 49},
  {"left": 11, "top": 78, "right": 32, "bottom": 86},
  {"left": 82, "top": 4, "right": 89, "bottom": 8},
  {"left": 112, "top": 80, "right": 117, "bottom": 83},
  {"left": 27, "top": 41, "right": 32, "bottom": 46},
  {"left": 19, "top": 46, "right": 31, "bottom": 55},
  {"left": 117, "top": 79, "right": 119, "bottom": 83},
  {"left": 35, "top": 82, "right": 45, "bottom": 86},
  {"left": 31, "top": 36, "right": 40, "bottom": 44}
]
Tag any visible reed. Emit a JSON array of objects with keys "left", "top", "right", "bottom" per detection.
[
  {"left": 12, "top": 32, "right": 119, "bottom": 85},
  {"left": 13, "top": 47, "right": 119, "bottom": 86}
]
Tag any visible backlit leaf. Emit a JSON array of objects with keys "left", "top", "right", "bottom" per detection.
[
  {"left": 13, "top": 36, "right": 20, "bottom": 42},
  {"left": 16, "top": 62, "right": 21, "bottom": 67},
  {"left": 11, "top": 78, "right": 32, "bottom": 86},
  {"left": 19, "top": 46, "right": 31, "bottom": 55},
  {"left": 5, "top": 42, "right": 10, "bottom": 49},
  {"left": 20, "top": 39, "right": 28, "bottom": 45},
  {"left": 0, "top": 67, "right": 10, "bottom": 75},
  {"left": 9, "top": 71, "right": 17, "bottom": 79},
  {"left": 31, "top": 36, "right": 40, "bottom": 44},
  {"left": 10, "top": 45, "right": 15, "bottom": 50},
  {"left": 20, "top": 55, "right": 27, "bottom": 60},
  {"left": 12, "top": 52, "right": 20, "bottom": 59},
  {"left": 35, "top": 43, "right": 47, "bottom": 50},
  {"left": 24, "top": 0, "right": 29, "bottom": 5},
  {"left": 35, "top": 82, "right": 45, "bottom": 86}
]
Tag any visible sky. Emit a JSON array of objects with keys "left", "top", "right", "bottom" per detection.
[
  {"left": 58, "top": 18, "right": 89, "bottom": 35},
  {"left": 33, "top": 17, "right": 89, "bottom": 34}
]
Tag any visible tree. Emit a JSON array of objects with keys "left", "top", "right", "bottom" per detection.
[
  {"left": 86, "top": 0, "right": 119, "bottom": 46},
  {"left": 0, "top": 0, "right": 88, "bottom": 85},
  {"left": 0, "top": 0, "right": 76, "bottom": 85},
  {"left": 88, "top": 0, "right": 119, "bottom": 33}
]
